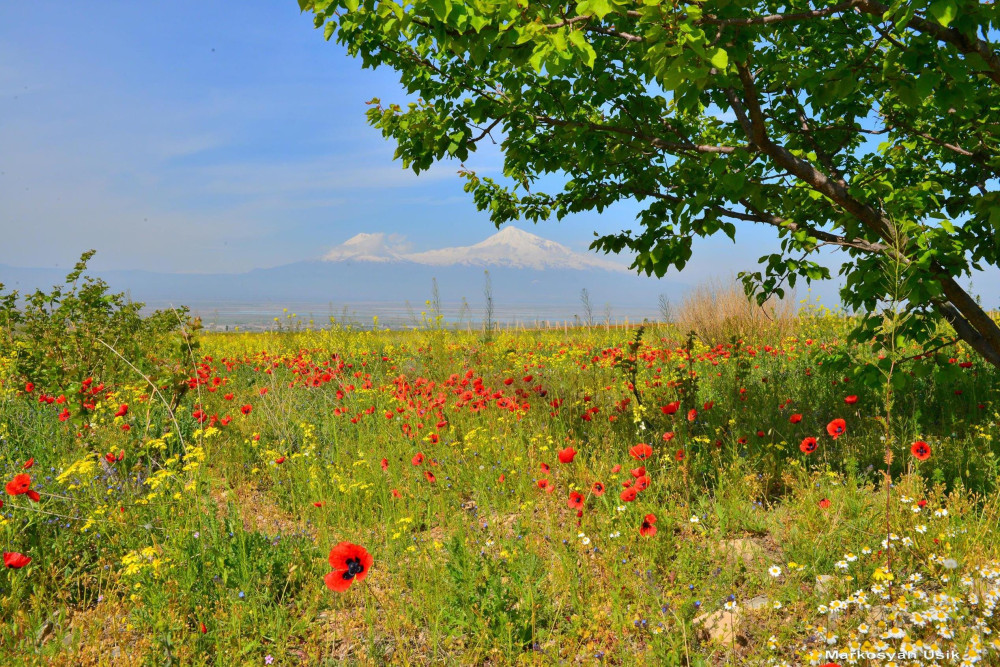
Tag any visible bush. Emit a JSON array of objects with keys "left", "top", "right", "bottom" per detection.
[{"left": 0, "top": 250, "right": 197, "bottom": 416}]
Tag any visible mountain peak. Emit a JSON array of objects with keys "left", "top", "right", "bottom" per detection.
[
  {"left": 322, "top": 232, "right": 409, "bottom": 262},
  {"left": 322, "top": 226, "right": 627, "bottom": 272}
]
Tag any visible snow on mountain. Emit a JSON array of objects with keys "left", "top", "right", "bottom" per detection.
[
  {"left": 323, "top": 226, "right": 628, "bottom": 272},
  {"left": 322, "top": 232, "right": 410, "bottom": 262}
]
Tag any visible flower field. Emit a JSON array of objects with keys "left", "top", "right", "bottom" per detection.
[{"left": 3, "top": 316, "right": 1000, "bottom": 665}]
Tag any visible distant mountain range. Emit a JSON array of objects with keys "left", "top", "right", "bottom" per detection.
[
  {"left": 0, "top": 227, "right": 679, "bottom": 326},
  {"left": 324, "top": 226, "right": 628, "bottom": 272}
]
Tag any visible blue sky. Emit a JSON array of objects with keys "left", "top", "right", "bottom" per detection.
[
  {"left": 5, "top": 2, "right": 993, "bottom": 310},
  {"left": 0, "top": 1, "right": 788, "bottom": 287}
]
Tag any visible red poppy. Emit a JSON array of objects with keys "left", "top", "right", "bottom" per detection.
[
  {"left": 58, "top": 408, "right": 71, "bottom": 422},
  {"left": 275, "top": 456, "right": 285, "bottom": 464},
  {"left": 675, "top": 449, "right": 685, "bottom": 461},
  {"left": 911, "top": 440, "right": 931, "bottom": 461},
  {"left": 634, "top": 475, "right": 650, "bottom": 491},
  {"left": 591, "top": 481, "right": 605, "bottom": 496},
  {"left": 818, "top": 498, "right": 831, "bottom": 509},
  {"left": 703, "top": 401, "right": 714, "bottom": 411},
  {"left": 661, "top": 401, "right": 680, "bottom": 415},
  {"left": 620, "top": 487, "right": 637, "bottom": 502},
  {"left": 199, "top": 622, "right": 207, "bottom": 634},
  {"left": 3, "top": 552, "right": 31, "bottom": 569},
  {"left": 5, "top": 474, "right": 40, "bottom": 502},
  {"left": 662, "top": 431, "right": 675, "bottom": 442},
  {"left": 240, "top": 404, "right": 252, "bottom": 415},
  {"left": 800, "top": 437, "right": 818, "bottom": 454},
  {"left": 567, "top": 491, "right": 584, "bottom": 509},
  {"left": 428, "top": 433, "right": 439, "bottom": 444},
  {"left": 424, "top": 470, "right": 436, "bottom": 483},
  {"left": 537, "top": 478, "right": 550, "bottom": 491},
  {"left": 540, "top": 462, "right": 551, "bottom": 473},
  {"left": 639, "top": 513, "right": 657, "bottom": 537},
  {"left": 844, "top": 395, "right": 858, "bottom": 405},
  {"left": 24, "top": 382, "right": 34, "bottom": 393},
  {"left": 629, "top": 443, "right": 653, "bottom": 460},
  {"left": 411, "top": 453, "right": 424, "bottom": 466},
  {"left": 380, "top": 458, "right": 388, "bottom": 470},
  {"left": 391, "top": 488, "right": 401, "bottom": 498},
  {"left": 23, "top": 458, "right": 34, "bottom": 469},
  {"left": 224, "top": 393, "right": 234, "bottom": 401},
  {"left": 611, "top": 464, "right": 621, "bottom": 473},
  {"left": 324, "top": 542, "right": 373, "bottom": 592},
  {"left": 826, "top": 418, "right": 846, "bottom": 439},
  {"left": 687, "top": 409, "right": 698, "bottom": 422},
  {"left": 558, "top": 447, "right": 577, "bottom": 464},
  {"left": 114, "top": 404, "right": 129, "bottom": 418},
  {"left": 498, "top": 474, "right": 505, "bottom": 484},
  {"left": 789, "top": 413, "right": 802, "bottom": 424},
  {"left": 105, "top": 452, "right": 116, "bottom": 465},
  {"left": 313, "top": 501, "right": 324, "bottom": 507},
  {"left": 630, "top": 466, "right": 646, "bottom": 478}
]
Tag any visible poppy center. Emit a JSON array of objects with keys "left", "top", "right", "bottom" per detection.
[{"left": 341, "top": 557, "right": 365, "bottom": 580}]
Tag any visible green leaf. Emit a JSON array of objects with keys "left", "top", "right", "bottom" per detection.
[
  {"left": 578, "top": 0, "right": 613, "bottom": 19},
  {"left": 708, "top": 47, "right": 728, "bottom": 69},
  {"left": 568, "top": 30, "right": 596, "bottom": 68},
  {"left": 928, "top": 0, "right": 957, "bottom": 27},
  {"left": 426, "top": 0, "right": 451, "bottom": 22}
]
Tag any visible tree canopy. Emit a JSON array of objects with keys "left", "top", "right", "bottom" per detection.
[{"left": 300, "top": 0, "right": 1000, "bottom": 367}]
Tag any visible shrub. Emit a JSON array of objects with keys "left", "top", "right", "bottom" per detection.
[{"left": 0, "top": 250, "right": 197, "bottom": 416}]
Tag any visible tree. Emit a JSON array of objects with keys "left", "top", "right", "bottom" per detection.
[{"left": 299, "top": 0, "right": 1000, "bottom": 367}]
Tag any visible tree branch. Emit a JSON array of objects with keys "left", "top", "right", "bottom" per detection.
[
  {"left": 857, "top": 0, "right": 1000, "bottom": 86},
  {"left": 728, "top": 62, "right": 1000, "bottom": 366},
  {"left": 698, "top": 1, "right": 861, "bottom": 27},
  {"left": 534, "top": 115, "right": 746, "bottom": 154}
]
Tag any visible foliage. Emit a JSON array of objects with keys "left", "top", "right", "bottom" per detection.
[
  {"left": 299, "top": 0, "right": 1000, "bottom": 367},
  {"left": 2, "top": 317, "right": 1000, "bottom": 662},
  {"left": 0, "top": 250, "right": 198, "bottom": 418}
]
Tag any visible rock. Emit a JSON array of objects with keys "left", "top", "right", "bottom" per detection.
[
  {"left": 745, "top": 595, "right": 770, "bottom": 611},
  {"left": 693, "top": 609, "right": 746, "bottom": 646},
  {"left": 865, "top": 605, "right": 890, "bottom": 626},
  {"left": 815, "top": 575, "right": 836, "bottom": 595},
  {"left": 721, "top": 538, "right": 766, "bottom": 567}
]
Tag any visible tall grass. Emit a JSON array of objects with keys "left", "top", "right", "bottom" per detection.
[{"left": 674, "top": 278, "right": 796, "bottom": 344}]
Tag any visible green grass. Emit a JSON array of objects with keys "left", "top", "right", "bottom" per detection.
[{"left": 2, "top": 322, "right": 1000, "bottom": 665}]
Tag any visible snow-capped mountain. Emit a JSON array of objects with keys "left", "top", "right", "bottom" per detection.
[
  {"left": 323, "top": 226, "right": 628, "bottom": 272},
  {"left": 1, "top": 226, "right": 680, "bottom": 328},
  {"left": 322, "top": 232, "right": 410, "bottom": 262}
]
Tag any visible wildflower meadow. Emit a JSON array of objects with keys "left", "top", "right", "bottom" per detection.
[
  {"left": 6, "top": 0, "right": 1000, "bottom": 663},
  {"left": 2, "top": 267, "right": 1000, "bottom": 666}
]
